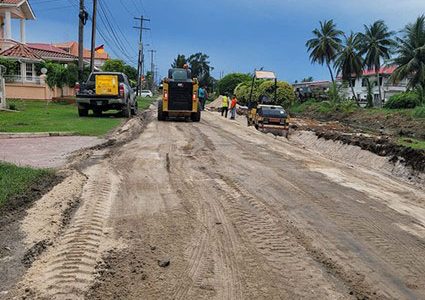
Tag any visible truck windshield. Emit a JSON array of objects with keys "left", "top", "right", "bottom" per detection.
[
  {"left": 171, "top": 70, "right": 189, "bottom": 80},
  {"left": 261, "top": 108, "right": 287, "bottom": 118}
]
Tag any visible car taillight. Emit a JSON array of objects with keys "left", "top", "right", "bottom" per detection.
[
  {"left": 164, "top": 90, "right": 168, "bottom": 100},
  {"left": 119, "top": 83, "right": 125, "bottom": 97},
  {"left": 74, "top": 82, "right": 80, "bottom": 94},
  {"left": 193, "top": 93, "right": 197, "bottom": 101}
]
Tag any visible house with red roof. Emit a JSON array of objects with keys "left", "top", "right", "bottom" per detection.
[
  {"left": 338, "top": 66, "right": 409, "bottom": 106},
  {"left": 54, "top": 41, "right": 110, "bottom": 68},
  {"left": 0, "top": 0, "right": 79, "bottom": 100}
]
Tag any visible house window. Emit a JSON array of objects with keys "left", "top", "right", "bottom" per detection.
[
  {"left": 362, "top": 78, "right": 368, "bottom": 87},
  {"left": 351, "top": 79, "right": 356, "bottom": 87},
  {"left": 25, "top": 63, "right": 34, "bottom": 81}
]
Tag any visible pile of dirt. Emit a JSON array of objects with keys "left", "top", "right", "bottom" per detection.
[
  {"left": 206, "top": 95, "right": 223, "bottom": 110},
  {"left": 314, "top": 130, "right": 425, "bottom": 173}
]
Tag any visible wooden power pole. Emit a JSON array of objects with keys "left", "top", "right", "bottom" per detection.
[
  {"left": 78, "top": 0, "right": 87, "bottom": 83},
  {"left": 89, "top": 0, "right": 98, "bottom": 72},
  {"left": 134, "top": 16, "right": 150, "bottom": 96}
]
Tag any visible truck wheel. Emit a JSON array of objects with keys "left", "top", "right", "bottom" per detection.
[
  {"left": 122, "top": 101, "right": 131, "bottom": 118},
  {"left": 93, "top": 108, "right": 102, "bottom": 117},
  {"left": 131, "top": 101, "right": 138, "bottom": 116},
  {"left": 78, "top": 108, "right": 88, "bottom": 117},
  {"left": 191, "top": 111, "right": 201, "bottom": 122},
  {"left": 157, "top": 100, "right": 165, "bottom": 121}
]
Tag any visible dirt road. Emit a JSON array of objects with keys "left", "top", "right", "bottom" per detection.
[{"left": 9, "top": 110, "right": 425, "bottom": 299}]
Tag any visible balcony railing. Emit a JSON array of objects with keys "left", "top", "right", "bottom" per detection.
[{"left": 4, "top": 75, "right": 44, "bottom": 85}]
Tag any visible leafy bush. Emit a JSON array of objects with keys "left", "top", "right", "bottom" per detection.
[
  {"left": 217, "top": 73, "right": 252, "bottom": 96},
  {"left": 412, "top": 106, "right": 425, "bottom": 118},
  {"left": 0, "top": 58, "right": 20, "bottom": 76},
  {"left": 384, "top": 92, "right": 421, "bottom": 109},
  {"left": 257, "top": 80, "right": 296, "bottom": 108},
  {"left": 8, "top": 102, "right": 17, "bottom": 111}
]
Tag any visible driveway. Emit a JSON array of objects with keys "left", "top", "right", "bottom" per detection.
[{"left": 0, "top": 136, "right": 104, "bottom": 168}]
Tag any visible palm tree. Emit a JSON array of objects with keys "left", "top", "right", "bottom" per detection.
[
  {"left": 392, "top": 15, "right": 425, "bottom": 91},
  {"left": 188, "top": 52, "right": 213, "bottom": 86},
  {"left": 306, "top": 20, "right": 343, "bottom": 83},
  {"left": 335, "top": 32, "right": 364, "bottom": 104},
  {"left": 171, "top": 54, "right": 187, "bottom": 68},
  {"left": 359, "top": 20, "right": 395, "bottom": 105}
]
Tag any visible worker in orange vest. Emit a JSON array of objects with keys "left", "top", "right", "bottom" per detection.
[{"left": 230, "top": 95, "right": 237, "bottom": 120}]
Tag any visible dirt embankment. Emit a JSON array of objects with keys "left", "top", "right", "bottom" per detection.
[
  {"left": 314, "top": 131, "right": 425, "bottom": 173},
  {"left": 295, "top": 108, "right": 425, "bottom": 140}
]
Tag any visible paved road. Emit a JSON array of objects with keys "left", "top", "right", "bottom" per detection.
[
  {"left": 12, "top": 111, "right": 425, "bottom": 299},
  {"left": 0, "top": 136, "right": 103, "bottom": 168}
]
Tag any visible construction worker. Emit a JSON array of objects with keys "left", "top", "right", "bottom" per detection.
[
  {"left": 230, "top": 95, "right": 237, "bottom": 120},
  {"left": 221, "top": 94, "right": 229, "bottom": 118},
  {"left": 198, "top": 86, "right": 206, "bottom": 111}
]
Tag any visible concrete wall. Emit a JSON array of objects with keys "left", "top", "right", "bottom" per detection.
[{"left": 5, "top": 83, "right": 75, "bottom": 100}]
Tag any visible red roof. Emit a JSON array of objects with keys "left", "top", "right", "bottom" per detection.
[
  {"left": 27, "top": 43, "right": 77, "bottom": 60},
  {"left": 362, "top": 66, "right": 397, "bottom": 76},
  {"left": 0, "top": 0, "right": 23, "bottom": 4},
  {"left": 0, "top": 43, "right": 42, "bottom": 60}
]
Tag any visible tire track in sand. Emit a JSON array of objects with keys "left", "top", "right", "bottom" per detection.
[{"left": 20, "top": 163, "right": 120, "bottom": 300}]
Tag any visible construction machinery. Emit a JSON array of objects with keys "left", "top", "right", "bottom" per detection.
[
  {"left": 158, "top": 68, "right": 200, "bottom": 122},
  {"left": 246, "top": 70, "right": 289, "bottom": 137}
]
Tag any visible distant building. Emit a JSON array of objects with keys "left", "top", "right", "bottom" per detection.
[
  {"left": 338, "top": 66, "right": 408, "bottom": 105},
  {"left": 54, "top": 41, "right": 110, "bottom": 68},
  {"left": 293, "top": 80, "right": 331, "bottom": 101},
  {"left": 0, "top": 1, "right": 77, "bottom": 100}
]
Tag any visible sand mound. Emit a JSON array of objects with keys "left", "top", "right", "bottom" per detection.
[{"left": 207, "top": 95, "right": 223, "bottom": 110}]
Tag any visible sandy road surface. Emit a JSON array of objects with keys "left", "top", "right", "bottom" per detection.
[{"left": 11, "top": 111, "right": 425, "bottom": 299}]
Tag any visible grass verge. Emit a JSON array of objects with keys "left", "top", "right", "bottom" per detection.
[
  {"left": 0, "top": 100, "right": 122, "bottom": 136},
  {"left": 398, "top": 138, "right": 425, "bottom": 150},
  {"left": 137, "top": 96, "right": 156, "bottom": 110},
  {"left": 0, "top": 162, "right": 52, "bottom": 208}
]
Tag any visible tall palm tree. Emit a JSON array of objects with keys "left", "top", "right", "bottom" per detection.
[
  {"left": 392, "top": 15, "right": 425, "bottom": 90},
  {"left": 171, "top": 54, "right": 187, "bottom": 68},
  {"left": 188, "top": 52, "right": 213, "bottom": 86},
  {"left": 335, "top": 32, "right": 364, "bottom": 104},
  {"left": 306, "top": 20, "right": 343, "bottom": 83},
  {"left": 359, "top": 20, "right": 395, "bottom": 105}
]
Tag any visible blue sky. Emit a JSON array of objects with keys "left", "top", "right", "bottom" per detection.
[{"left": 22, "top": 0, "right": 425, "bottom": 83}]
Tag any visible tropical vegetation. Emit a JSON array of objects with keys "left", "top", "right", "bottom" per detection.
[{"left": 306, "top": 15, "right": 425, "bottom": 109}]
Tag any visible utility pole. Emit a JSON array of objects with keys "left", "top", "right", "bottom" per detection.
[
  {"left": 134, "top": 16, "right": 150, "bottom": 96},
  {"left": 89, "top": 0, "right": 98, "bottom": 72},
  {"left": 148, "top": 49, "right": 156, "bottom": 89},
  {"left": 78, "top": 0, "right": 88, "bottom": 83}
]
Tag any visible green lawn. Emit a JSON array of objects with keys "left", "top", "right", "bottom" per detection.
[
  {"left": 137, "top": 96, "right": 156, "bottom": 110},
  {"left": 0, "top": 162, "right": 51, "bottom": 207},
  {"left": 0, "top": 100, "right": 122, "bottom": 136},
  {"left": 398, "top": 138, "right": 425, "bottom": 150}
]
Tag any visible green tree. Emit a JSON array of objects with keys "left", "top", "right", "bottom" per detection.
[
  {"left": 335, "top": 32, "right": 364, "bottom": 104},
  {"left": 302, "top": 77, "right": 314, "bottom": 82},
  {"left": 217, "top": 73, "right": 251, "bottom": 96},
  {"left": 359, "top": 20, "right": 395, "bottom": 105},
  {"left": 102, "top": 59, "right": 125, "bottom": 73},
  {"left": 257, "top": 80, "right": 296, "bottom": 108},
  {"left": 392, "top": 15, "right": 425, "bottom": 91},
  {"left": 123, "top": 64, "right": 137, "bottom": 84},
  {"left": 188, "top": 52, "right": 213, "bottom": 86},
  {"left": 0, "top": 58, "right": 20, "bottom": 76},
  {"left": 171, "top": 54, "right": 187, "bottom": 68},
  {"left": 306, "top": 20, "right": 343, "bottom": 83},
  {"left": 45, "top": 62, "right": 69, "bottom": 97}
]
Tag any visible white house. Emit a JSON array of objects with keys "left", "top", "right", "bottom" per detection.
[{"left": 339, "top": 66, "right": 408, "bottom": 106}]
